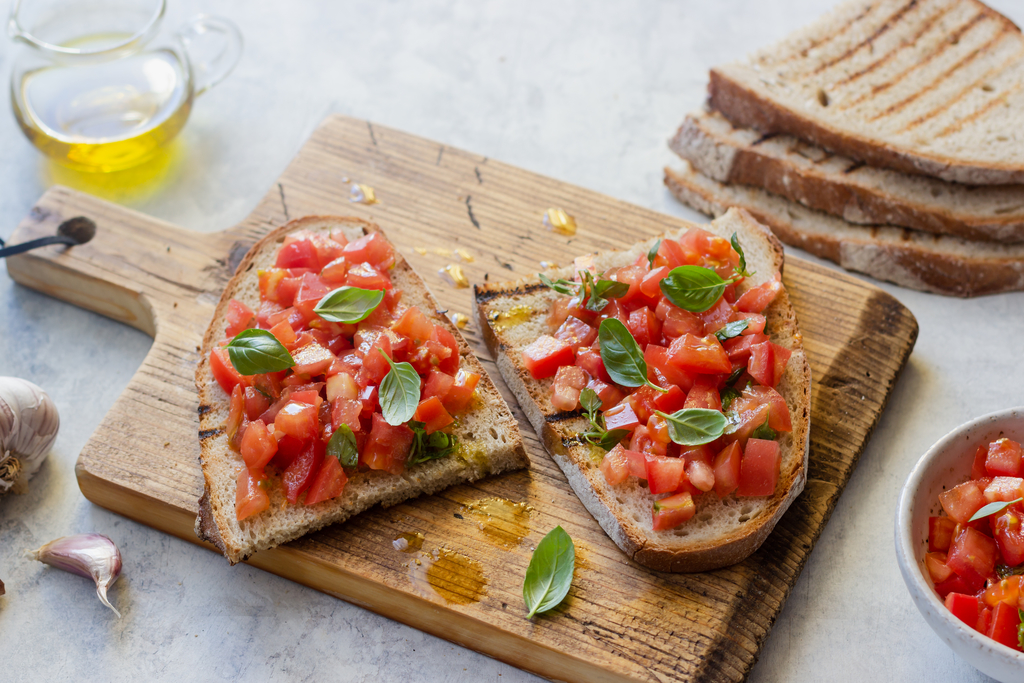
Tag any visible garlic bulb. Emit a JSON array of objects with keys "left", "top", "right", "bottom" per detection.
[
  {"left": 0, "top": 377, "right": 59, "bottom": 494},
  {"left": 28, "top": 534, "right": 122, "bottom": 617}
]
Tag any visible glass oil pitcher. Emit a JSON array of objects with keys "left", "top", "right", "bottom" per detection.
[{"left": 8, "top": 0, "right": 242, "bottom": 172}]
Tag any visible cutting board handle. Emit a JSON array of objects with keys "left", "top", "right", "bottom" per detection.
[{"left": 6, "top": 185, "right": 240, "bottom": 337}]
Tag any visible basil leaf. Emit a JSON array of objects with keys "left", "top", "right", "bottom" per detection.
[
  {"left": 647, "top": 238, "right": 661, "bottom": 267},
  {"left": 659, "top": 266, "right": 730, "bottom": 313},
  {"left": 968, "top": 497, "right": 1024, "bottom": 523},
  {"left": 226, "top": 328, "right": 295, "bottom": 375},
  {"left": 1019, "top": 612, "right": 1024, "bottom": 651},
  {"left": 585, "top": 278, "right": 630, "bottom": 312},
  {"left": 714, "top": 319, "right": 749, "bottom": 341},
  {"left": 598, "top": 318, "right": 649, "bottom": 388},
  {"left": 724, "top": 365, "right": 745, "bottom": 386},
  {"left": 539, "top": 273, "right": 578, "bottom": 296},
  {"left": 997, "top": 563, "right": 1024, "bottom": 579},
  {"left": 407, "top": 420, "right": 458, "bottom": 465},
  {"left": 751, "top": 414, "right": 777, "bottom": 440},
  {"left": 379, "top": 353, "right": 421, "bottom": 426},
  {"left": 655, "top": 408, "right": 728, "bottom": 446},
  {"left": 327, "top": 424, "right": 359, "bottom": 468},
  {"left": 579, "top": 387, "right": 601, "bottom": 416},
  {"left": 523, "top": 525, "right": 575, "bottom": 618},
  {"left": 731, "top": 232, "right": 754, "bottom": 278},
  {"left": 313, "top": 286, "right": 384, "bottom": 323},
  {"left": 592, "top": 428, "right": 630, "bottom": 451},
  {"left": 720, "top": 387, "right": 741, "bottom": 411}
]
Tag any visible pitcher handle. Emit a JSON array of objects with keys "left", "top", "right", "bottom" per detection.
[{"left": 177, "top": 14, "right": 243, "bottom": 97}]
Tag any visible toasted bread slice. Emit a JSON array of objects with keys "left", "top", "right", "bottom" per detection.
[
  {"left": 474, "top": 208, "right": 811, "bottom": 572},
  {"left": 709, "top": 0, "right": 1024, "bottom": 185},
  {"left": 665, "top": 162, "right": 1024, "bottom": 297},
  {"left": 196, "top": 216, "right": 529, "bottom": 564},
  {"left": 671, "top": 109, "right": 1024, "bottom": 243}
]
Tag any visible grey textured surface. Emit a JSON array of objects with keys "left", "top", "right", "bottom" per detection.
[{"left": 1, "top": 1, "right": 1022, "bottom": 681}]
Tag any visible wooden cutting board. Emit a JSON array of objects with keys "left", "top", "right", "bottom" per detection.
[{"left": 6, "top": 116, "right": 918, "bottom": 683}]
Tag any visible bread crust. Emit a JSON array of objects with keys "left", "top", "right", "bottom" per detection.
[
  {"left": 671, "top": 110, "right": 1024, "bottom": 243},
  {"left": 196, "top": 216, "right": 529, "bottom": 564},
  {"left": 475, "top": 209, "right": 811, "bottom": 572},
  {"left": 708, "top": 0, "right": 1024, "bottom": 186},
  {"left": 665, "top": 163, "right": 1024, "bottom": 297}
]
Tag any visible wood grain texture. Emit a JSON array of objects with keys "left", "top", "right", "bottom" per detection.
[{"left": 5, "top": 116, "right": 918, "bottom": 683}]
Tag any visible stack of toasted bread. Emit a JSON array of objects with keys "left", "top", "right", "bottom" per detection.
[{"left": 666, "top": 0, "right": 1024, "bottom": 297}]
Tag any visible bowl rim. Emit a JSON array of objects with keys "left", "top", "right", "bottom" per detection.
[{"left": 895, "top": 405, "right": 1024, "bottom": 662}]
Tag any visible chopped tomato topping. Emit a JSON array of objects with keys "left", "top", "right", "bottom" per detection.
[
  {"left": 236, "top": 467, "right": 270, "bottom": 520},
  {"left": 522, "top": 335, "right": 574, "bottom": 379},
  {"left": 304, "top": 456, "right": 348, "bottom": 505}
]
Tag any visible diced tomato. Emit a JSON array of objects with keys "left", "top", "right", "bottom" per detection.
[
  {"left": 630, "top": 424, "right": 667, "bottom": 456},
  {"left": 735, "top": 273, "right": 783, "bottom": 313},
  {"left": 627, "top": 307, "right": 661, "bottom": 349},
  {"left": 984, "top": 477, "right": 1024, "bottom": 503},
  {"left": 359, "top": 334, "right": 394, "bottom": 386},
  {"left": 585, "top": 379, "right": 625, "bottom": 412},
  {"left": 551, "top": 365, "right": 587, "bottom": 412},
  {"left": 684, "top": 376, "right": 722, "bottom": 411},
  {"left": 577, "top": 346, "right": 612, "bottom": 383},
  {"left": 685, "top": 458, "right": 715, "bottom": 492},
  {"left": 239, "top": 419, "right": 278, "bottom": 469},
  {"left": 731, "top": 311, "right": 766, "bottom": 336},
  {"left": 226, "top": 383, "right": 246, "bottom": 450},
  {"left": 304, "top": 456, "right": 349, "bottom": 505},
  {"left": 656, "top": 300, "right": 704, "bottom": 339},
  {"left": 600, "top": 444, "right": 631, "bottom": 486},
  {"left": 639, "top": 266, "right": 669, "bottom": 298},
  {"left": 992, "top": 503, "right": 1024, "bottom": 566},
  {"left": 724, "top": 400, "right": 770, "bottom": 448},
  {"left": 358, "top": 384, "right": 379, "bottom": 416},
  {"left": 945, "top": 593, "right": 981, "bottom": 629},
  {"left": 713, "top": 441, "right": 742, "bottom": 497},
  {"left": 346, "top": 262, "right": 392, "bottom": 290},
  {"left": 393, "top": 306, "right": 435, "bottom": 344},
  {"left": 293, "top": 273, "right": 331, "bottom": 321},
  {"left": 984, "top": 575, "right": 1023, "bottom": 608},
  {"left": 737, "top": 438, "right": 780, "bottom": 497},
  {"left": 646, "top": 454, "right": 686, "bottom": 494},
  {"left": 925, "top": 552, "right": 955, "bottom": 583},
  {"left": 553, "top": 316, "right": 598, "bottom": 349},
  {"left": 987, "top": 438, "right": 1024, "bottom": 478},
  {"left": 274, "top": 401, "right": 319, "bottom": 441},
  {"left": 362, "top": 413, "right": 415, "bottom": 475},
  {"left": 331, "top": 398, "right": 363, "bottom": 432},
  {"left": 929, "top": 516, "right": 957, "bottom": 552},
  {"left": 653, "top": 238, "right": 692, "bottom": 269},
  {"left": 939, "top": 480, "right": 988, "bottom": 524},
  {"left": 210, "top": 347, "right": 246, "bottom": 394},
  {"left": 422, "top": 369, "right": 454, "bottom": 402},
  {"left": 646, "top": 414, "right": 671, "bottom": 445},
  {"left": 259, "top": 270, "right": 287, "bottom": 305},
  {"left": 973, "top": 444, "right": 991, "bottom": 480},
  {"left": 698, "top": 298, "right": 734, "bottom": 335},
  {"left": 326, "top": 372, "right": 358, "bottom": 403},
  {"left": 276, "top": 240, "right": 320, "bottom": 269},
  {"left": 605, "top": 400, "right": 641, "bottom": 432},
  {"left": 343, "top": 232, "right": 394, "bottom": 269},
  {"left": 652, "top": 491, "right": 696, "bottom": 530},
  {"left": 442, "top": 369, "right": 480, "bottom": 414},
  {"left": 522, "top": 335, "right": 574, "bottom": 379},
  {"left": 282, "top": 439, "right": 325, "bottom": 503},
  {"left": 947, "top": 527, "right": 998, "bottom": 593},
  {"left": 934, "top": 573, "right": 973, "bottom": 599},
  {"left": 628, "top": 385, "right": 662, "bottom": 424},
  {"left": 669, "top": 334, "right": 732, "bottom": 375},
  {"left": 644, "top": 344, "right": 695, "bottom": 392},
  {"left": 722, "top": 333, "right": 769, "bottom": 365},
  {"left": 320, "top": 256, "right": 348, "bottom": 284},
  {"left": 987, "top": 602, "right": 1022, "bottom": 650},
  {"left": 413, "top": 397, "right": 454, "bottom": 434},
  {"left": 292, "top": 342, "right": 335, "bottom": 376},
  {"left": 748, "top": 341, "right": 778, "bottom": 388},
  {"left": 225, "top": 299, "right": 256, "bottom": 337},
  {"left": 654, "top": 385, "right": 688, "bottom": 414},
  {"left": 430, "top": 326, "right": 461, "bottom": 376},
  {"left": 235, "top": 467, "right": 269, "bottom": 520},
  {"left": 243, "top": 386, "right": 271, "bottom": 421}
]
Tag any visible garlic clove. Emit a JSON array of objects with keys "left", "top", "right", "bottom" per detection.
[
  {"left": 28, "top": 534, "right": 122, "bottom": 617},
  {"left": 0, "top": 377, "right": 60, "bottom": 495}
]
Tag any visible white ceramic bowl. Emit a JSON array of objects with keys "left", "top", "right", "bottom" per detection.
[{"left": 896, "top": 407, "right": 1024, "bottom": 683}]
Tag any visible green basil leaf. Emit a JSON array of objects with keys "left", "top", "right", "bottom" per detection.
[
  {"left": 591, "top": 278, "right": 629, "bottom": 302},
  {"left": 714, "top": 319, "right": 749, "bottom": 342},
  {"left": 579, "top": 387, "right": 601, "bottom": 416},
  {"left": 313, "top": 286, "right": 384, "bottom": 323},
  {"left": 751, "top": 414, "right": 777, "bottom": 440},
  {"left": 582, "top": 271, "right": 628, "bottom": 312},
  {"left": 539, "top": 273, "right": 578, "bottom": 296},
  {"left": 725, "top": 365, "right": 746, "bottom": 386},
  {"left": 593, "top": 428, "right": 630, "bottom": 451},
  {"left": 968, "top": 497, "right": 1024, "bottom": 523},
  {"left": 523, "top": 526, "right": 575, "bottom": 618},
  {"left": 598, "top": 318, "right": 649, "bottom": 388},
  {"left": 1019, "top": 614, "right": 1024, "bottom": 651},
  {"left": 647, "top": 238, "right": 662, "bottom": 267},
  {"left": 720, "top": 387, "right": 741, "bottom": 411},
  {"left": 407, "top": 420, "right": 458, "bottom": 465},
  {"left": 379, "top": 353, "right": 421, "bottom": 426},
  {"left": 655, "top": 408, "right": 728, "bottom": 446},
  {"left": 659, "top": 266, "right": 729, "bottom": 313},
  {"left": 731, "top": 232, "right": 754, "bottom": 278},
  {"left": 226, "top": 328, "right": 295, "bottom": 375},
  {"left": 327, "top": 424, "right": 359, "bottom": 468},
  {"left": 997, "top": 563, "right": 1024, "bottom": 579}
]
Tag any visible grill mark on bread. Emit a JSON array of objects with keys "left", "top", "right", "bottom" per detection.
[
  {"left": 199, "top": 428, "right": 223, "bottom": 440},
  {"left": 473, "top": 281, "right": 548, "bottom": 303},
  {"left": 838, "top": 11, "right": 989, "bottom": 111},
  {"left": 936, "top": 81, "right": 1021, "bottom": 137},
  {"left": 545, "top": 409, "right": 584, "bottom": 423},
  {"left": 897, "top": 37, "right": 1024, "bottom": 132},
  {"left": 198, "top": 404, "right": 212, "bottom": 415},
  {"left": 831, "top": 1, "right": 955, "bottom": 87},
  {"left": 778, "top": 2, "right": 879, "bottom": 65},
  {"left": 807, "top": 0, "right": 920, "bottom": 77},
  {"left": 867, "top": 15, "right": 1008, "bottom": 122}
]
